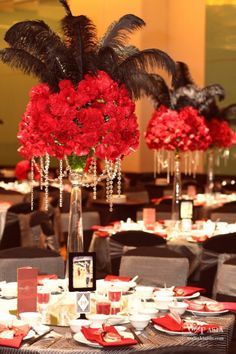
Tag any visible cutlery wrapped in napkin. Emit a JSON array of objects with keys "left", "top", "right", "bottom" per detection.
[
  {"left": 152, "top": 313, "right": 219, "bottom": 334},
  {"left": 0, "top": 323, "right": 30, "bottom": 348},
  {"left": 174, "top": 286, "right": 205, "bottom": 297},
  {"left": 81, "top": 325, "right": 137, "bottom": 347},
  {"left": 220, "top": 302, "right": 236, "bottom": 312}
]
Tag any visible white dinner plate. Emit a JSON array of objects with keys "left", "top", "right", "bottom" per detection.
[
  {"left": 187, "top": 309, "right": 228, "bottom": 316},
  {"left": 153, "top": 324, "right": 196, "bottom": 336},
  {"left": 107, "top": 315, "right": 130, "bottom": 325},
  {"left": 175, "top": 292, "right": 200, "bottom": 300},
  {"left": 73, "top": 331, "right": 102, "bottom": 348}
]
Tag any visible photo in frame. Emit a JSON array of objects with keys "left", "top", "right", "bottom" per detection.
[
  {"left": 179, "top": 200, "right": 194, "bottom": 220},
  {"left": 68, "top": 252, "right": 96, "bottom": 292}
]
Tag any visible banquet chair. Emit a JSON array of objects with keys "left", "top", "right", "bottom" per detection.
[
  {"left": 210, "top": 201, "right": 236, "bottom": 223},
  {"left": 214, "top": 256, "right": 236, "bottom": 301},
  {"left": 0, "top": 209, "right": 59, "bottom": 251},
  {"left": 0, "top": 247, "right": 64, "bottom": 281},
  {"left": 0, "top": 212, "right": 21, "bottom": 249},
  {"left": 110, "top": 230, "right": 166, "bottom": 274},
  {"left": 199, "top": 233, "right": 236, "bottom": 296},
  {"left": 0, "top": 188, "right": 24, "bottom": 205},
  {"left": 119, "top": 246, "right": 189, "bottom": 286}
]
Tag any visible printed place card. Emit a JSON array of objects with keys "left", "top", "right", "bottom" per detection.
[{"left": 17, "top": 267, "right": 38, "bottom": 314}]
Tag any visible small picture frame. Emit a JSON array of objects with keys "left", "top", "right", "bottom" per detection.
[
  {"left": 68, "top": 252, "right": 96, "bottom": 292},
  {"left": 179, "top": 200, "right": 193, "bottom": 220}
]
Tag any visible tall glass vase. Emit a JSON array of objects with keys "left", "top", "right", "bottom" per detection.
[
  {"left": 66, "top": 172, "right": 84, "bottom": 277},
  {"left": 172, "top": 152, "right": 182, "bottom": 220},
  {"left": 206, "top": 150, "right": 214, "bottom": 197}
]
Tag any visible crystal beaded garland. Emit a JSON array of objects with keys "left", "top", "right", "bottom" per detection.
[{"left": 30, "top": 155, "right": 122, "bottom": 211}]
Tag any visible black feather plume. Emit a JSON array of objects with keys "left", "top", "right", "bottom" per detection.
[
  {"left": 4, "top": 20, "right": 79, "bottom": 83},
  {"left": 99, "top": 14, "right": 145, "bottom": 53},
  {"left": 115, "top": 69, "right": 171, "bottom": 106},
  {"left": 174, "top": 61, "right": 195, "bottom": 89},
  {"left": 200, "top": 84, "right": 225, "bottom": 102},
  {"left": 221, "top": 104, "right": 236, "bottom": 122},
  {"left": 0, "top": 48, "right": 59, "bottom": 90},
  {"left": 61, "top": 15, "right": 97, "bottom": 77},
  {"left": 96, "top": 47, "right": 119, "bottom": 77},
  {"left": 59, "top": 0, "right": 72, "bottom": 15},
  {"left": 114, "top": 49, "right": 176, "bottom": 82}
]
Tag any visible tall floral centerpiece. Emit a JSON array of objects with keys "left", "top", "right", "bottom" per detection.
[
  {"left": 145, "top": 105, "right": 211, "bottom": 219},
  {"left": 0, "top": 0, "right": 176, "bottom": 264},
  {"left": 205, "top": 118, "right": 236, "bottom": 195},
  {"left": 18, "top": 71, "right": 140, "bottom": 256},
  {"left": 144, "top": 62, "right": 219, "bottom": 219}
]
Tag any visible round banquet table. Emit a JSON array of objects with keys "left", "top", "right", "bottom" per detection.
[{"left": 0, "top": 313, "right": 234, "bottom": 354}]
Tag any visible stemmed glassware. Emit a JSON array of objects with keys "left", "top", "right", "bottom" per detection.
[{"left": 37, "top": 286, "right": 51, "bottom": 323}]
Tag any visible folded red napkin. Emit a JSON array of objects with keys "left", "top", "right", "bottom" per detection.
[
  {"left": 221, "top": 302, "right": 236, "bottom": 312},
  {"left": 152, "top": 314, "right": 219, "bottom": 334},
  {"left": 94, "top": 231, "right": 109, "bottom": 238},
  {"left": 91, "top": 225, "right": 102, "bottom": 231},
  {"left": 109, "top": 221, "right": 121, "bottom": 226},
  {"left": 37, "top": 274, "right": 58, "bottom": 285},
  {"left": 81, "top": 325, "right": 137, "bottom": 347},
  {"left": 174, "top": 286, "right": 205, "bottom": 297},
  {"left": 152, "top": 314, "right": 182, "bottom": 331},
  {"left": 0, "top": 333, "right": 25, "bottom": 348},
  {"left": 104, "top": 275, "right": 131, "bottom": 282}
]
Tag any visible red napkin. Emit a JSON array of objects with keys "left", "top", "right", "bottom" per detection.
[
  {"left": 94, "top": 231, "right": 109, "bottom": 238},
  {"left": 104, "top": 275, "right": 131, "bottom": 282},
  {"left": 221, "top": 302, "right": 236, "bottom": 312},
  {"left": 91, "top": 225, "right": 102, "bottom": 231},
  {"left": 152, "top": 314, "right": 219, "bottom": 334},
  {"left": 37, "top": 274, "right": 58, "bottom": 285},
  {"left": 81, "top": 325, "right": 137, "bottom": 347},
  {"left": 152, "top": 314, "right": 182, "bottom": 331},
  {"left": 0, "top": 333, "right": 25, "bottom": 348},
  {"left": 174, "top": 286, "right": 205, "bottom": 297}
]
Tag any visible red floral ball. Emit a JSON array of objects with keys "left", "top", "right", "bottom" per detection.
[
  {"left": 207, "top": 118, "right": 235, "bottom": 148},
  {"left": 18, "top": 71, "right": 139, "bottom": 161},
  {"left": 145, "top": 106, "right": 211, "bottom": 151}
]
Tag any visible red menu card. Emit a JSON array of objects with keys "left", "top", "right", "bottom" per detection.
[
  {"left": 143, "top": 208, "right": 156, "bottom": 229},
  {"left": 17, "top": 267, "right": 38, "bottom": 314}
]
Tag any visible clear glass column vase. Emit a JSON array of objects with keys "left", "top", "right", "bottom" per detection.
[
  {"left": 206, "top": 149, "right": 214, "bottom": 196},
  {"left": 66, "top": 172, "right": 84, "bottom": 276},
  {"left": 171, "top": 152, "right": 182, "bottom": 220}
]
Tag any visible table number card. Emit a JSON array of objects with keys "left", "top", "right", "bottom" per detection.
[
  {"left": 17, "top": 267, "right": 38, "bottom": 314},
  {"left": 76, "top": 292, "right": 91, "bottom": 314},
  {"left": 68, "top": 252, "right": 96, "bottom": 292}
]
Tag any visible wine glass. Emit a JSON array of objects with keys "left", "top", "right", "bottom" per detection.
[{"left": 37, "top": 286, "right": 51, "bottom": 323}]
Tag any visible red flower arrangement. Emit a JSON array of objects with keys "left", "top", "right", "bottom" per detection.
[
  {"left": 145, "top": 106, "right": 211, "bottom": 151},
  {"left": 18, "top": 71, "right": 139, "bottom": 162},
  {"left": 207, "top": 118, "right": 235, "bottom": 148},
  {"left": 15, "top": 160, "right": 40, "bottom": 181}
]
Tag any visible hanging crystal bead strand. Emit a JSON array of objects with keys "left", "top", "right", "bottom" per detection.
[
  {"left": 30, "top": 158, "right": 34, "bottom": 211},
  {"left": 59, "top": 159, "right": 63, "bottom": 208},
  {"left": 44, "top": 153, "right": 50, "bottom": 211},
  {"left": 92, "top": 157, "right": 97, "bottom": 200},
  {"left": 117, "top": 157, "right": 122, "bottom": 197},
  {"left": 40, "top": 157, "right": 44, "bottom": 190}
]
